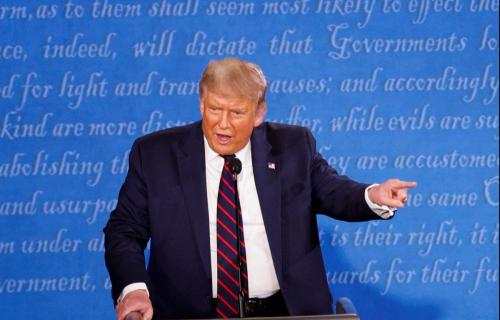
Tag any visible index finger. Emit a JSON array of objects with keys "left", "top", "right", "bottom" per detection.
[{"left": 391, "top": 180, "right": 417, "bottom": 190}]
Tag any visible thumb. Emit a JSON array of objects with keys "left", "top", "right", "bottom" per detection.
[
  {"left": 143, "top": 310, "right": 153, "bottom": 320},
  {"left": 124, "top": 311, "right": 142, "bottom": 320}
]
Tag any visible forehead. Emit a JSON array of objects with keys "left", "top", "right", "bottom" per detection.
[{"left": 203, "top": 91, "right": 256, "bottom": 109}]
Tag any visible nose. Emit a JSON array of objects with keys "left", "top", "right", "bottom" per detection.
[{"left": 218, "top": 111, "right": 229, "bottom": 129}]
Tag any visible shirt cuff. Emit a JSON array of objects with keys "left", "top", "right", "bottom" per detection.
[
  {"left": 117, "top": 282, "right": 149, "bottom": 304},
  {"left": 365, "top": 184, "right": 396, "bottom": 219}
]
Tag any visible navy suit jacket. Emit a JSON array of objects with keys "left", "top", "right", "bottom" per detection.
[{"left": 104, "top": 121, "right": 381, "bottom": 319}]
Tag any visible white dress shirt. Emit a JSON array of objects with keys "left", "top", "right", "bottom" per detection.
[
  {"left": 117, "top": 139, "right": 394, "bottom": 302},
  {"left": 204, "top": 138, "right": 280, "bottom": 298}
]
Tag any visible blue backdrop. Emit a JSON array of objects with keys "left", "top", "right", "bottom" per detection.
[{"left": 1, "top": 1, "right": 498, "bottom": 319}]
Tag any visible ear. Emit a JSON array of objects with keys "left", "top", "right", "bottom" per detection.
[
  {"left": 253, "top": 104, "right": 267, "bottom": 127},
  {"left": 199, "top": 98, "right": 205, "bottom": 117}
]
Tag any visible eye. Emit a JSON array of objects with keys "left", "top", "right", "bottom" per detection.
[{"left": 209, "top": 106, "right": 221, "bottom": 113}]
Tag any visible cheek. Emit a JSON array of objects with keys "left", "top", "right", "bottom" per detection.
[
  {"left": 204, "top": 114, "right": 219, "bottom": 127},
  {"left": 235, "top": 120, "right": 254, "bottom": 137}
]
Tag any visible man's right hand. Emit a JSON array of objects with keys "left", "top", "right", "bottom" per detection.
[{"left": 116, "top": 290, "right": 153, "bottom": 320}]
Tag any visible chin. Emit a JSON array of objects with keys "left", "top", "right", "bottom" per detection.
[
  {"left": 217, "top": 149, "right": 234, "bottom": 156},
  {"left": 212, "top": 145, "right": 230, "bottom": 154}
]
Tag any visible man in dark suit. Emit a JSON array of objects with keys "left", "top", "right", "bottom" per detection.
[{"left": 104, "top": 58, "right": 416, "bottom": 320}]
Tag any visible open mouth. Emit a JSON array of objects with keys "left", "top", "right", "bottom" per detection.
[{"left": 216, "top": 133, "right": 232, "bottom": 145}]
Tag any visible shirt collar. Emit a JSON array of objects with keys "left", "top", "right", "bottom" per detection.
[{"left": 203, "top": 137, "right": 252, "bottom": 166}]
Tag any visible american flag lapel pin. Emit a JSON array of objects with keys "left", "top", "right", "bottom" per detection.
[{"left": 267, "top": 162, "right": 276, "bottom": 170}]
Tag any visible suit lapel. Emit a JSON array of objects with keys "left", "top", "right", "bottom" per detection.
[
  {"left": 251, "top": 124, "right": 283, "bottom": 285},
  {"left": 177, "top": 122, "right": 212, "bottom": 278}
]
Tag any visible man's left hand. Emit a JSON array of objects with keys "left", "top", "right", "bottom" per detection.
[{"left": 368, "top": 179, "right": 417, "bottom": 209}]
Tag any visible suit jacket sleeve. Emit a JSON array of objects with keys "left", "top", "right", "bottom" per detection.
[
  {"left": 305, "top": 129, "right": 378, "bottom": 221},
  {"left": 103, "top": 139, "right": 152, "bottom": 302}
]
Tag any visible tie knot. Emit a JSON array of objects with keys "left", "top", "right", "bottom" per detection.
[
  {"left": 223, "top": 155, "right": 242, "bottom": 176},
  {"left": 223, "top": 154, "right": 236, "bottom": 164}
]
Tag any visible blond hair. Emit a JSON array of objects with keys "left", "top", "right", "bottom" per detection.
[{"left": 199, "top": 58, "right": 267, "bottom": 110}]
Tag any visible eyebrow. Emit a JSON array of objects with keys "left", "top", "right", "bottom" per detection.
[{"left": 230, "top": 106, "right": 247, "bottom": 113}]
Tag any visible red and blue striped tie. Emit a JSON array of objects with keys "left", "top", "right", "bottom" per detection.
[{"left": 216, "top": 155, "right": 248, "bottom": 318}]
